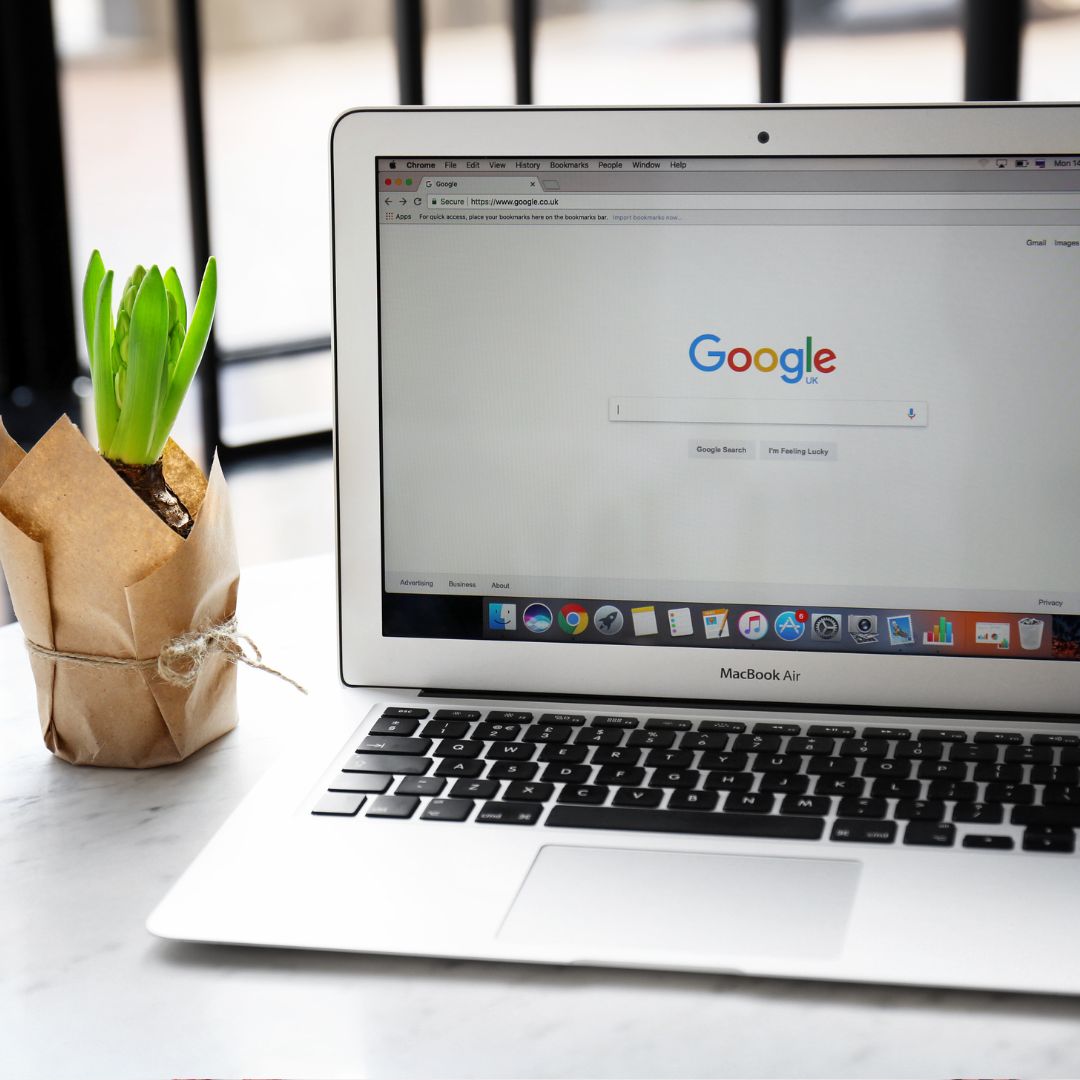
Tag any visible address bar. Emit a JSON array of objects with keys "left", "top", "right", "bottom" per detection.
[{"left": 609, "top": 396, "right": 929, "bottom": 428}]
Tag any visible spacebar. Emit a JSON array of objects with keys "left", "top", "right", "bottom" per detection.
[{"left": 546, "top": 806, "right": 825, "bottom": 840}]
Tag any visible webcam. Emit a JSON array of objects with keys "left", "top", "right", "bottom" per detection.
[{"left": 757, "top": 131, "right": 770, "bottom": 144}]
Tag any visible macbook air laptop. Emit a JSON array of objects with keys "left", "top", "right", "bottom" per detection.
[{"left": 149, "top": 104, "right": 1080, "bottom": 995}]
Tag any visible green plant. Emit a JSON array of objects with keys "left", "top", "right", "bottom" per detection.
[{"left": 82, "top": 251, "right": 217, "bottom": 465}]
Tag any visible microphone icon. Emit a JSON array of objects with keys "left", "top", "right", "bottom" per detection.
[{"left": 907, "top": 407, "right": 916, "bottom": 420}]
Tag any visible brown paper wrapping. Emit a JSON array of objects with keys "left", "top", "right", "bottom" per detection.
[{"left": 0, "top": 415, "right": 240, "bottom": 767}]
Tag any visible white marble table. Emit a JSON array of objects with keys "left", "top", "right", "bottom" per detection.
[{"left": 4, "top": 554, "right": 1080, "bottom": 1079}]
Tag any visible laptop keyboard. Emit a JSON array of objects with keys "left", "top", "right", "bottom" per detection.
[{"left": 311, "top": 706, "right": 1080, "bottom": 853}]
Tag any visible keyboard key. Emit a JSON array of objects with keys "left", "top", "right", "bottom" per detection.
[
  {"left": 613, "top": 787, "right": 664, "bottom": 808},
  {"left": 1011, "top": 805, "right": 1080, "bottom": 827},
  {"left": 974, "top": 731, "right": 1023, "bottom": 744},
  {"left": 1004, "top": 745, "right": 1053, "bottom": 765},
  {"left": 862, "top": 758, "right": 912, "bottom": 779},
  {"left": 504, "top": 780, "right": 555, "bottom": 802},
  {"left": 449, "top": 778, "right": 500, "bottom": 799},
  {"left": 649, "top": 768, "right": 700, "bottom": 789},
  {"left": 473, "top": 721, "right": 521, "bottom": 741},
  {"left": 668, "top": 789, "right": 719, "bottom": 811},
  {"left": 918, "top": 728, "right": 966, "bottom": 742},
  {"left": 488, "top": 761, "right": 538, "bottom": 781},
  {"left": 894, "top": 799, "right": 945, "bottom": 822},
  {"left": 862, "top": 726, "right": 911, "bottom": 740},
  {"left": 1063, "top": 749, "right": 1080, "bottom": 765},
  {"left": 1032, "top": 733, "right": 1080, "bottom": 747},
  {"left": 421, "top": 720, "right": 472, "bottom": 739},
  {"left": 369, "top": 716, "right": 419, "bottom": 736},
  {"left": 918, "top": 761, "right": 967, "bottom": 781},
  {"left": 699, "top": 751, "right": 749, "bottom": 771},
  {"left": 1032, "top": 765, "right": 1080, "bottom": 785},
  {"left": 699, "top": 720, "right": 747, "bottom": 733},
  {"left": 421, "top": 798, "right": 474, "bottom": 822},
  {"left": 807, "top": 724, "right": 856, "bottom": 738},
  {"left": 366, "top": 795, "right": 420, "bottom": 819},
  {"left": 973, "top": 763, "right": 1023, "bottom": 784},
  {"left": 831, "top": 819, "right": 897, "bottom": 843},
  {"left": 575, "top": 728, "right": 624, "bottom": 747},
  {"left": 646, "top": 718, "right": 693, "bottom": 731},
  {"left": 984, "top": 782, "right": 1035, "bottom": 804},
  {"left": 759, "top": 774, "right": 810, "bottom": 795},
  {"left": 646, "top": 748, "right": 694, "bottom": 768},
  {"left": 806, "top": 755, "right": 856, "bottom": 776},
  {"left": 382, "top": 706, "right": 428, "bottom": 719},
  {"left": 781, "top": 794, "right": 831, "bottom": 816},
  {"left": 788, "top": 736, "right": 835, "bottom": 755},
  {"left": 1044, "top": 784, "right": 1080, "bottom": 806},
  {"left": 870, "top": 778, "right": 921, "bottom": 800},
  {"left": 542, "top": 764, "right": 592, "bottom": 785},
  {"left": 950, "top": 743, "right": 997, "bottom": 763},
  {"left": 312, "top": 792, "right": 366, "bottom": 816},
  {"left": 903, "top": 821, "right": 955, "bottom": 846},
  {"left": 328, "top": 773, "right": 392, "bottom": 794},
  {"left": 596, "top": 765, "right": 646, "bottom": 787},
  {"left": 927, "top": 779, "right": 978, "bottom": 802},
  {"left": 962, "top": 834, "right": 1014, "bottom": 850},
  {"left": 733, "top": 734, "right": 781, "bottom": 753},
  {"left": 434, "top": 759, "right": 486, "bottom": 778},
  {"left": 396, "top": 776, "right": 446, "bottom": 796},
  {"left": 752, "top": 722, "right": 801, "bottom": 735},
  {"left": 952, "top": 802, "right": 1003, "bottom": 825},
  {"left": 839, "top": 739, "right": 888, "bottom": 758},
  {"left": 752, "top": 753, "right": 801, "bottom": 774},
  {"left": 433, "top": 739, "right": 483, "bottom": 758},
  {"left": 357, "top": 735, "right": 433, "bottom": 756},
  {"left": 546, "top": 805, "right": 824, "bottom": 840},
  {"left": 816, "top": 776, "right": 865, "bottom": 796},
  {"left": 433, "top": 708, "right": 482, "bottom": 722},
  {"left": 523, "top": 724, "right": 572, "bottom": 744},
  {"left": 489, "top": 710, "right": 534, "bottom": 723},
  {"left": 1022, "top": 825, "right": 1075, "bottom": 853},
  {"left": 558, "top": 784, "right": 609, "bottom": 805},
  {"left": 538, "top": 712, "right": 584, "bottom": 725},
  {"left": 476, "top": 801, "right": 542, "bottom": 825},
  {"left": 593, "top": 746, "right": 642, "bottom": 766},
  {"left": 486, "top": 742, "right": 535, "bottom": 761},
  {"left": 704, "top": 771, "right": 755, "bottom": 792},
  {"left": 725, "top": 792, "right": 775, "bottom": 814},
  {"left": 344, "top": 754, "right": 431, "bottom": 775},
  {"left": 629, "top": 730, "right": 676, "bottom": 749},
  {"left": 895, "top": 740, "right": 943, "bottom": 760},
  {"left": 680, "top": 732, "right": 728, "bottom": 751},
  {"left": 591, "top": 715, "right": 637, "bottom": 728},
  {"left": 540, "top": 744, "right": 589, "bottom": 763},
  {"left": 838, "top": 796, "right": 887, "bottom": 819}
]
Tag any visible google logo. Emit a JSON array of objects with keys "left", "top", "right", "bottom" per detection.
[{"left": 689, "top": 334, "right": 837, "bottom": 385}]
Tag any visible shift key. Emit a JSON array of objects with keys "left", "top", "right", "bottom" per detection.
[{"left": 344, "top": 753, "right": 432, "bottom": 775}]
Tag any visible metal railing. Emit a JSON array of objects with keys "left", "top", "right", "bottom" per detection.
[{"left": 0, "top": 0, "right": 1029, "bottom": 459}]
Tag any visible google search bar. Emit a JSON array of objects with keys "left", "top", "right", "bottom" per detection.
[{"left": 608, "top": 396, "right": 928, "bottom": 427}]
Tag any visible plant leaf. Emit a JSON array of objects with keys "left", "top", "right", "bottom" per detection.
[
  {"left": 82, "top": 250, "right": 105, "bottom": 362},
  {"left": 148, "top": 257, "right": 217, "bottom": 461},
  {"left": 91, "top": 271, "right": 119, "bottom": 455},
  {"left": 109, "top": 265, "right": 169, "bottom": 464},
  {"left": 164, "top": 266, "right": 187, "bottom": 336}
]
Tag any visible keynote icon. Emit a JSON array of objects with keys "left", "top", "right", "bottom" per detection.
[
  {"left": 522, "top": 603, "right": 553, "bottom": 634},
  {"left": 703, "top": 608, "right": 730, "bottom": 639},
  {"left": 975, "top": 621, "right": 1011, "bottom": 650},
  {"left": 594, "top": 605, "right": 624, "bottom": 636},
  {"left": 488, "top": 602, "right": 516, "bottom": 631},
  {"left": 558, "top": 603, "right": 589, "bottom": 636},
  {"left": 631, "top": 605, "right": 659, "bottom": 637},
  {"left": 738, "top": 610, "right": 769, "bottom": 640}
]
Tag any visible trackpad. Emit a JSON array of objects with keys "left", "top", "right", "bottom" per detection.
[{"left": 499, "top": 845, "right": 860, "bottom": 960}]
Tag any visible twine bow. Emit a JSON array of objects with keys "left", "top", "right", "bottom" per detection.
[{"left": 24, "top": 615, "right": 307, "bottom": 694}]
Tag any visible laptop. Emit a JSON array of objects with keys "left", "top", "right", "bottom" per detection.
[{"left": 149, "top": 104, "right": 1080, "bottom": 995}]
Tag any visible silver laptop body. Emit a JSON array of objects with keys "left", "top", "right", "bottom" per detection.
[{"left": 150, "top": 104, "right": 1080, "bottom": 995}]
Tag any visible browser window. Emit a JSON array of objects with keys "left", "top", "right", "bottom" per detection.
[{"left": 375, "top": 155, "right": 1080, "bottom": 661}]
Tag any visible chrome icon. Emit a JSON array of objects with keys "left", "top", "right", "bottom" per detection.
[
  {"left": 558, "top": 603, "right": 589, "bottom": 636},
  {"left": 523, "top": 603, "right": 553, "bottom": 633}
]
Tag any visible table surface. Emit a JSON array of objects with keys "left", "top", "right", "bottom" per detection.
[{"left": 4, "top": 553, "right": 1080, "bottom": 1080}]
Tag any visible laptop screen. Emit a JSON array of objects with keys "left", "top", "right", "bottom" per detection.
[{"left": 374, "top": 153, "right": 1080, "bottom": 664}]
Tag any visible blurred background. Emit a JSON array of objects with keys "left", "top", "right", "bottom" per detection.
[{"left": 1, "top": 0, "right": 1078, "bottom": 624}]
